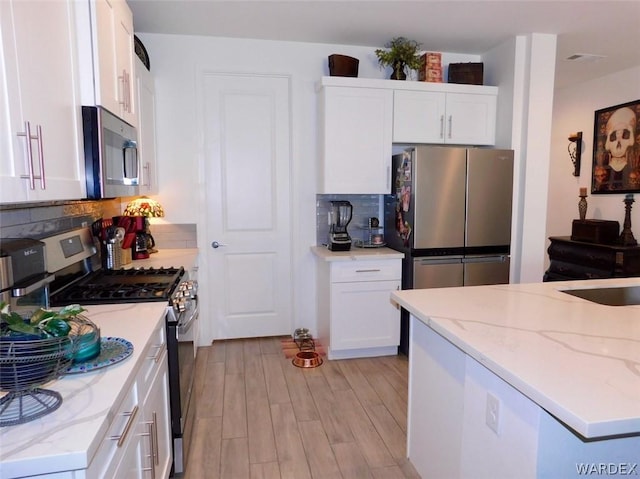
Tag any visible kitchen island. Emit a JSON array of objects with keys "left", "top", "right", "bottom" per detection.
[
  {"left": 0, "top": 249, "right": 198, "bottom": 479},
  {"left": 391, "top": 278, "right": 640, "bottom": 479}
]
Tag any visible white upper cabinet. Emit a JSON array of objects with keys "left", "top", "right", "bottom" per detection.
[
  {"left": 393, "top": 88, "right": 497, "bottom": 145},
  {"left": 82, "top": 0, "right": 137, "bottom": 127},
  {"left": 317, "top": 77, "right": 499, "bottom": 195},
  {"left": 318, "top": 79, "right": 393, "bottom": 194},
  {"left": 0, "top": 0, "right": 85, "bottom": 203},
  {"left": 135, "top": 57, "right": 158, "bottom": 195}
]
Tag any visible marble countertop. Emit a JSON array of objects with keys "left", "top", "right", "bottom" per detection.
[
  {"left": 391, "top": 277, "right": 640, "bottom": 439},
  {"left": 0, "top": 302, "right": 168, "bottom": 478},
  {"left": 0, "top": 249, "right": 199, "bottom": 478},
  {"left": 311, "top": 245, "right": 404, "bottom": 261}
]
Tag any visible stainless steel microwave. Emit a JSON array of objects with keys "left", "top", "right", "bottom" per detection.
[{"left": 82, "top": 106, "right": 140, "bottom": 199}]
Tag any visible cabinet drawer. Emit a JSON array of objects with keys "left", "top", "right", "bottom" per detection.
[
  {"left": 86, "top": 384, "right": 139, "bottom": 478},
  {"left": 137, "top": 321, "right": 166, "bottom": 395},
  {"left": 330, "top": 259, "right": 401, "bottom": 282}
]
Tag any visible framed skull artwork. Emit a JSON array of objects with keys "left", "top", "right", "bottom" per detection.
[{"left": 591, "top": 99, "right": 640, "bottom": 194}]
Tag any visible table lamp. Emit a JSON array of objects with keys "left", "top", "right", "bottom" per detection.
[{"left": 123, "top": 196, "right": 164, "bottom": 253}]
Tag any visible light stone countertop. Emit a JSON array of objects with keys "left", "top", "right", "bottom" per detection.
[
  {"left": 311, "top": 245, "right": 404, "bottom": 261},
  {"left": 0, "top": 249, "right": 199, "bottom": 478},
  {"left": 0, "top": 302, "right": 168, "bottom": 478},
  {"left": 391, "top": 277, "right": 640, "bottom": 439}
]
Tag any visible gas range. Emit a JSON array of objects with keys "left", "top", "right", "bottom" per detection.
[
  {"left": 42, "top": 228, "right": 195, "bottom": 324},
  {"left": 50, "top": 267, "right": 185, "bottom": 305}
]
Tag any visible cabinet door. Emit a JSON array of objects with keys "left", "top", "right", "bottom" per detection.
[
  {"left": 114, "top": 0, "right": 136, "bottom": 126},
  {"left": 330, "top": 279, "right": 401, "bottom": 350},
  {"left": 0, "top": 0, "right": 84, "bottom": 202},
  {"left": 93, "top": 0, "right": 137, "bottom": 126},
  {"left": 319, "top": 86, "right": 392, "bottom": 194},
  {"left": 111, "top": 433, "right": 145, "bottom": 479},
  {"left": 446, "top": 92, "right": 496, "bottom": 145},
  {"left": 140, "top": 350, "right": 172, "bottom": 479},
  {"left": 393, "top": 90, "right": 446, "bottom": 143},
  {"left": 135, "top": 57, "right": 158, "bottom": 195}
]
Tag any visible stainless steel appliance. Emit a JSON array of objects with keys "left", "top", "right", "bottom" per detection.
[
  {"left": 42, "top": 227, "right": 196, "bottom": 476},
  {"left": 0, "top": 238, "right": 54, "bottom": 317},
  {"left": 328, "top": 200, "right": 353, "bottom": 251},
  {"left": 82, "top": 106, "right": 140, "bottom": 199},
  {"left": 384, "top": 146, "right": 514, "bottom": 354}
]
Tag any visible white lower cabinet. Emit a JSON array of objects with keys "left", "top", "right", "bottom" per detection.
[
  {"left": 317, "top": 257, "right": 401, "bottom": 359},
  {"left": 138, "top": 348, "right": 172, "bottom": 479},
  {"left": 85, "top": 322, "right": 171, "bottom": 479},
  {"left": 86, "top": 384, "right": 141, "bottom": 478}
]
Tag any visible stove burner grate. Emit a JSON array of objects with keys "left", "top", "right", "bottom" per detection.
[{"left": 50, "top": 267, "right": 185, "bottom": 306}]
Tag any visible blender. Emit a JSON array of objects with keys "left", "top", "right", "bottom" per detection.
[{"left": 328, "top": 201, "right": 353, "bottom": 251}]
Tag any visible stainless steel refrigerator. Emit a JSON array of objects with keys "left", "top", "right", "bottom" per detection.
[{"left": 384, "top": 146, "right": 514, "bottom": 354}]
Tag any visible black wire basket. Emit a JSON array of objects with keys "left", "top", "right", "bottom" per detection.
[{"left": 0, "top": 315, "right": 98, "bottom": 427}]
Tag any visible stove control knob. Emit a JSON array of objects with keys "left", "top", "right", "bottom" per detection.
[{"left": 174, "top": 298, "right": 187, "bottom": 313}]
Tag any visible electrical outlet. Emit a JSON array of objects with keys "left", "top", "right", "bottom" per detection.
[{"left": 486, "top": 392, "right": 501, "bottom": 434}]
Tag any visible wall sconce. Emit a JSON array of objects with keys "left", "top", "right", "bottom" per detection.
[{"left": 568, "top": 132, "right": 582, "bottom": 176}]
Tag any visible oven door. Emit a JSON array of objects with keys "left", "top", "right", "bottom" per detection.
[{"left": 167, "top": 300, "right": 198, "bottom": 475}]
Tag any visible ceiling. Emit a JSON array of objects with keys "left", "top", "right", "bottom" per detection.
[{"left": 128, "top": 0, "right": 640, "bottom": 90}]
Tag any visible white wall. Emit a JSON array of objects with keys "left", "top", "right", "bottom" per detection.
[
  {"left": 547, "top": 66, "right": 640, "bottom": 267},
  {"left": 137, "top": 33, "right": 479, "bottom": 341}
]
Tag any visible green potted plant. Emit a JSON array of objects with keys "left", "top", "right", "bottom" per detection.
[{"left": 375, "top": 37, "right": 424, "bottom": 80}]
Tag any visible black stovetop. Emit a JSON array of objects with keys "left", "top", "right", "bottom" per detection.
[{"left": 50, "top": 267, "right": 185, "bottom": 306}]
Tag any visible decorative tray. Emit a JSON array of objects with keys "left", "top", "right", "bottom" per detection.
[{"left": 65, "top": 337, "right": 133, "bottom": 374}]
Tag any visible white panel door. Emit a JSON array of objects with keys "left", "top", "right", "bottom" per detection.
[{"left": 202, "top": 74, "right": 292, "bottom": 339}]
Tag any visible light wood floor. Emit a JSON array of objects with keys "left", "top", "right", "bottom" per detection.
[{"left": 182, "top": 337, "right": 420, "bottom": 479}]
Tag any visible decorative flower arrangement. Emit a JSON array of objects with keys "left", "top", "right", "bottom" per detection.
[
  {"left": 375, "top": 37, "right": 424, "bottom": 80},
  {"left": 0, "top": 302, "right": 86, "bottom": 338}
]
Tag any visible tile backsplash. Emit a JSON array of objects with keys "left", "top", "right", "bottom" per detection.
[
  {"left": 150, "top": 223, "right": 197, "bottom": 249},
  {"left": 0, "top": 200, "right": 197, "bottom": 249},
  {"left": 316, "top": 194, "right": 384, "bottom": 246},
  {"left": 0, "top": 199, "right": 120, "bottom": 240}
]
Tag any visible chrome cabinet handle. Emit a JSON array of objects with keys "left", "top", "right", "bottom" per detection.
[
  {"left": 142, "top": 419, "right": 157, "bottom": 478},
  {"left": 148, "top": 344, "right": 165, "bottom": 363},
  {"left": 17, "top": 122, "right": 46, "bottom": 189},
  {"left": 110, "top": 405, "right": 139, "bottom": 447},
  {"left": 143, "top": 162, "right": 151, "bottom": 187},
  {"left": 152, "top": 411, "right": 159, "bottom": 466},
  {"left": 17, "top": 121, "right": 35, "bottom": 189},
  {"left": 355, "top": 269, "right": 381, "bottom": 273},
  {"left": 439, "top": 115, "right": 444, "bottom": 139},
  {"left": 448, "top": 115, "right": 453, "bottom": 139},
  {"left": 35, "top": 124, "right": 45, "bottom": 188}
]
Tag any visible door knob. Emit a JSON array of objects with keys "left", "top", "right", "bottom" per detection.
[{"left": 211, "top": 241, "right": 227, "bottom": 249}]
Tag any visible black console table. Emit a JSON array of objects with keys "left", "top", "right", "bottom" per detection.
[{"left": 544, "top": 236, "right": 640, "bottom": 281}]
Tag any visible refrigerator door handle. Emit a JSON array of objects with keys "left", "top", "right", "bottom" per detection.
[
  {"left": 462, "top": 255, "right": 509, "bottom": 264},
  {"left": 415, "top": 256, "right": 463, "bottom": 265}
]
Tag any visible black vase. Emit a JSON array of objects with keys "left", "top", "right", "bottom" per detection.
[{"left": 391, "top": 61, "right": 407, "bottom": 80}]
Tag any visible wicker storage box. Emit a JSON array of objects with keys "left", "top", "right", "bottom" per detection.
[
  {"left": 448, "top": 62, "right": 484, "bottom": 85},
  {"left": 328, "top": 54, "right": 359, "bottom": 77},
  {"left": 571, "top": 219, "right": 620, "bottom": 245}
]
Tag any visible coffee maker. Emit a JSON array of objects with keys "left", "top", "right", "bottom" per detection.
[
  {"left": 328, "top": 201, "right": 353, "bottom": 251},
  {"left": 130, "top": 216, "right": 150, "bottom": 260}
]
